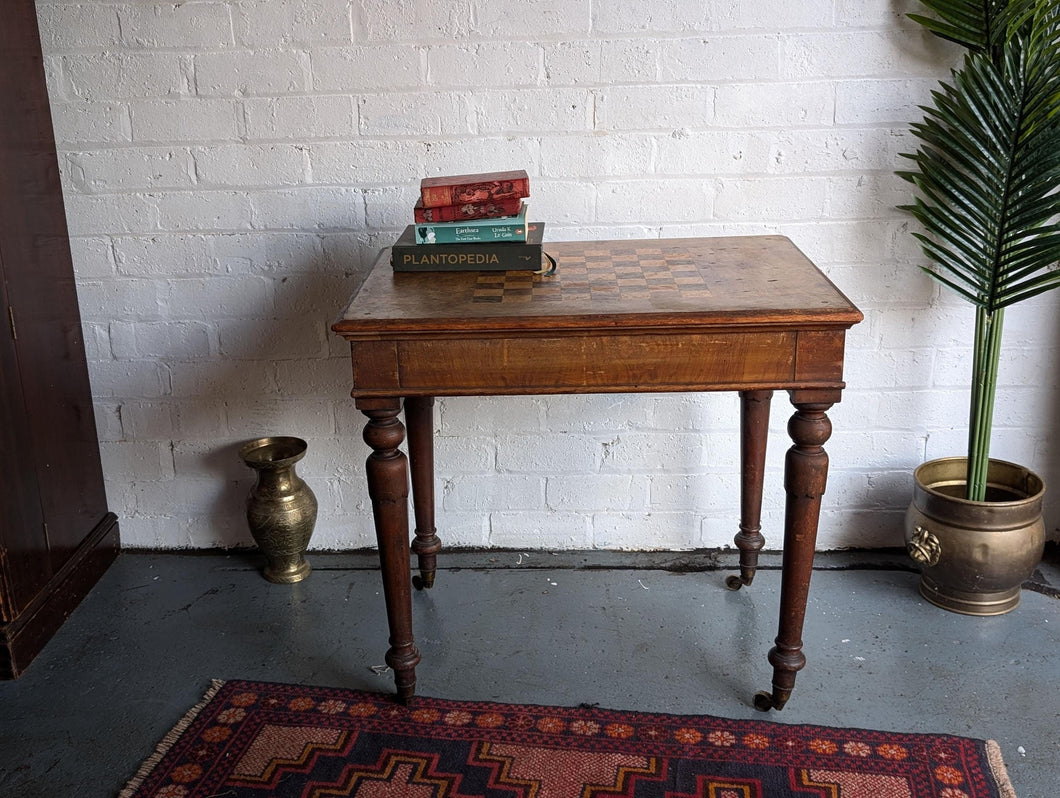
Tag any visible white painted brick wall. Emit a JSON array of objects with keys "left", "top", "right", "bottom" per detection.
[{"left": 34, "top": 0, "right": 1060, "bottom": 552}]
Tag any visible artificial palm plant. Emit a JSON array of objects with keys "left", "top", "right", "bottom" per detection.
[{"left": 898, "top": 0, "right": 1060, "bottom": 501}]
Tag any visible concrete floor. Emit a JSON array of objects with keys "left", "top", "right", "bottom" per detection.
[{"left": 0, "top": 548, "right": 1057, "bottom": 797}]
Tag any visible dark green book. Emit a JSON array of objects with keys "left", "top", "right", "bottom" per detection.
[{"left": 391, "top": 222, "right": 545, "bottom": 272}]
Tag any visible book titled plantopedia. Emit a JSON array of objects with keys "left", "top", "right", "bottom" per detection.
[{"left": 392, "top": 223, "right": 545, "bottom": 272}]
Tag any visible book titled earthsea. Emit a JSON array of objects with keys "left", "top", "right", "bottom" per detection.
[{"left": 391, "top": 223, "right": 545, "bottom": 272}]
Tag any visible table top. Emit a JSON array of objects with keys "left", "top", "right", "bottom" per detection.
[{"left": 333, "top": 235, "right": 863, "bottom": 338}]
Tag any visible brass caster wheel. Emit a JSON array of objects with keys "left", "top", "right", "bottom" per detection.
[
  {"left": 412, "top": 573, "right": 435, "bottom": 591},
  {"left": 725, "top": 574, "right": 745, "bottom": 591},
  {"left": 753, "top": 691, "right": 776, "bottom": 712}
]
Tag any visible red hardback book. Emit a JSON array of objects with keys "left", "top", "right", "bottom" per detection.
[
  {"left": 420, "top": 169, "right": 530, "bottom": 208},
  {"left": 413, "top": 196, "right": 523, "bottom": 223}
]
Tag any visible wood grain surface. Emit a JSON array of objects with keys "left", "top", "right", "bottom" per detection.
[{"left": 334, "top": 236, "right": 863, "bottom": 336}]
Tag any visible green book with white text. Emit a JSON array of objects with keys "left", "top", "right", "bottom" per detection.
[{"left": 392, "top": 223, "right": 545, "bottom": 271}]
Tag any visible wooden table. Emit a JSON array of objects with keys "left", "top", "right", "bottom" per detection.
[{"left": 333, "top": 235, "right": 862, "bottom": 711}]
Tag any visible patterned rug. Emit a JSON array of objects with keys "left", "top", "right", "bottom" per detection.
[{"left": 119, "top": 680, "right": 1016, "bottom": 798}]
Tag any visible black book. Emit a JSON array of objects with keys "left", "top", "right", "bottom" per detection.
[{"left": 391, "top": 223, "right": 545, "bottom": 272}]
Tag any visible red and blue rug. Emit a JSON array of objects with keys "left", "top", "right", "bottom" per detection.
[{"left": 120, "top": 679, "right": 1015, "bottom": 797}]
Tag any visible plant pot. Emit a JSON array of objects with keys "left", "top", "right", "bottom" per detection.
[
  {"left": 239, "top": 436, "right": 318, "bottom": 584},
  {"left": 905, "top": 456, "right": 1045, "bottom": 616}
]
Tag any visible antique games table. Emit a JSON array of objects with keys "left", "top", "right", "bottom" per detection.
[{"left": 332, "top": 236, "right": 863, "bottom": 711}]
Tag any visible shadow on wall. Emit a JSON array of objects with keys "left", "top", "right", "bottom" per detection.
[
  {"left": 1048, "top": 310, "right": 1060, "bottom": 541},
  {"left": 174, "top": 236, "right": 378, "bottom": 549}
]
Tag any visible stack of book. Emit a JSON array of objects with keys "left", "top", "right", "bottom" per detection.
[{"left": 390, "top": 170, "right": 545, "bottom": 272}]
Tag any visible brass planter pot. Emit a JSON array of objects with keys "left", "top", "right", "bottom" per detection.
[
  {"left": 905, "top": 457, "right": 1045, "bottom": 616},
  {"left": 240, "top": 436, "right": 318, "bottom": 584}
]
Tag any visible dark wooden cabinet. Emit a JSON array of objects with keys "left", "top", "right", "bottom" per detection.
[{"left": 0, "top": 0, "right": 119, "bottom": 678}]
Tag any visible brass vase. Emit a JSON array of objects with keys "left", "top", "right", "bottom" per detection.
[
  {"left": 905, "top": 457, "right": 1045, "bottom": 616},
  {"left": 239, "top": 436, "right": 318, "bottom": 584}
]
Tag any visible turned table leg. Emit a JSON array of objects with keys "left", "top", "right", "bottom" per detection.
[
  {"left": 405, "top": 396, "right": 441, "bottom": 590},
  {"left": 727, "top": 390, "right": 773, "bottom": 590},
  {"left": 358, "top": 397, "right": 420, "bottom": 703},
  {"left": 755, "top": 390, "right": 837, "bottom": 712}
]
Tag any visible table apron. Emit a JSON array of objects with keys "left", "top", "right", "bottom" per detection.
[{"left": 349, "top": 329, "right": 847, "bottom": 395}]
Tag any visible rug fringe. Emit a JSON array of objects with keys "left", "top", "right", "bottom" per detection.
[
  {"left": 117, "top": 679, "right": 226, "bottom": 798},
  {"left": 984, "top": 739, "right": 1018, "bottom": 798}
]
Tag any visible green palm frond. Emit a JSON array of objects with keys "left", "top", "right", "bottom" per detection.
[
  {"left": 901, "top": 0, "right": 1060, "bottom": 501},
  {"left": 898, "top": 10, "right": 1060, "bottom": 314},
  {"left": 908, "top": 0, "right": 1042, "bottom": 51},
  {"left": 909, "top": 0, "right": 1007, "bottom": 50}
]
